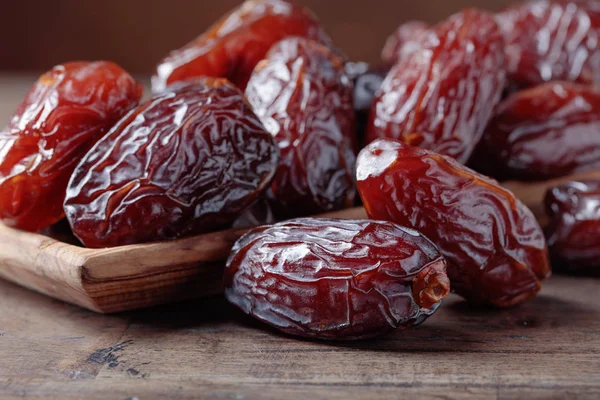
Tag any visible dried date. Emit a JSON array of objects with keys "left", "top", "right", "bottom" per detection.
[
  {"left": 545, "top": 180, "right": 600, "bottom": 275},
  {"left": 245, "top": 38, "right": 356, "bottom": 218},
  {"left": 367, "top": 9, "right": 506, "bottom": 164},
  {"left": 498, "top": 0, "right": 600, "bottom": 88},
  {"left": 64, "top": 79, "right": 278, "bottom": 248},
  {"left": 356, "top": 139, "right": 551, "bottom": 307},
  {"left": 381, "top": 21, "right": 429, "bottom": 64},
  {"left": 152, "top": 0, "right": 332, "bottom": 92},
  {"left": 0, "top": 61, "right": 142, "bottom": 232},
  {"left": 224, "top": 217, "right": 450, "bottom": 340},
  {"left": 472, "top": 82, "right": 600, "bottom": 181}
]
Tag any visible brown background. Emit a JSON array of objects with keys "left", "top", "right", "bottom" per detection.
[{"left": 0, "top": 0, "right": 517, "bottom": 74}]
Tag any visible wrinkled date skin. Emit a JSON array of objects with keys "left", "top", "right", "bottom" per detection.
[
  {"left": 0, "top": 62, "right": 142, "bottom": 232},
  {"left": 64, "top": 79, "right": 278, "bottom": 248},
  {"left": 224, "top": 218, "right": 450, "bottom": 340},
  {"left": 356, "top": 139, "right": 551, "bottom": 308},
  {"left": 367, "top": 9, "right": 507, "bottom": 164},
  {"left": 152, "top": 0, "right": 332, "bottom": 92},
  {"left": 472, "top": 82, "right": 600, "bottom": 181},
  {"left": 545, "top": 180, "right": 600, "bottom": 275},
  {"left": 381, "top": 21, "right": 429, "bottom": 64},
  {"left": 345, "top": 62, "right": 389, "bottom": 147},
  {"left": 245, "top": 38, "right": 356, "bottom": 218},
  {"left": 498, "top": 0, "right": 600, "bottom": 88}
]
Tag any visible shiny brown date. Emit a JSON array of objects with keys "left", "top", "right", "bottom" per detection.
[
  {"left": 545, "top": 180, "right": 600, "bottom": 275},
  {"left": 472, "top": 82, "right": 600, "bottom": 181},
  {"left": 356, "top": 139, "right": 551, "bottom": 308},
  {"left": 245, "top": 38, "right": 356, "bottom": 218},
  {"left": 152, "top": 0, "right": 332, "bottom": 92},
  {"left": 224, "top": 218, "right": 450, "bottom": 340},
  {"left": 0, "top": 61, "right": 142, "bottom": 232},
  {"left": 64, "top": 79, "right": 278, "bottom": 248},
  {"left": 367, "top": 9, "right": 506, "bottom": 164},
  {"left": 498, "top": 0, "right": 600, "bottom": 88}
]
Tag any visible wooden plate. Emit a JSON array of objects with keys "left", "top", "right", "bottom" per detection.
[{"left": 1, "top": 170, "right": 599, "bottom": 313}]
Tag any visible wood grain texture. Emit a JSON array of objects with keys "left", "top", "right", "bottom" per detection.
[
  {"left": 0, "top": 275, "right": 598, "bottom": 399},
  {"left": 0, "top": 222, "right": 236, "bottom": 313}
]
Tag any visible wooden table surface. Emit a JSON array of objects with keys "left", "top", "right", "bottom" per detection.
[
  {"left": 1, "top": 76, "right": 600, "bottom": 400},
  {"left": 1, "top": 275, "right": 599, "bottom": 400}
]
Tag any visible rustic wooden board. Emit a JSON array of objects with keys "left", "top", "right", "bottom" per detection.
[
  {"left": 1, "top": 167, "right": 600, "bottom": 313},
  {"left": 0, "top": 274, "right": 598, "bottom": 399}
]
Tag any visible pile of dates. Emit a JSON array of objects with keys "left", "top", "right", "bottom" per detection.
[{"left": 1, "top": 0, "right": 599, "bottom": 340}]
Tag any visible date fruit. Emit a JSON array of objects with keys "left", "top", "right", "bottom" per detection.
[
  {"left": 472, "top": 82, "right": 600, "bottom": 181},
  {"left": 545, "top": 180, "right": 600, "bottom": 275},
  {"left": 64, "top": 79, "right": 278, "bottom": 248},
  {"left": 224, "top": 217, "right": 450, "bottom": 340},
  {"left": 367, "top": 9, "right": 506, "bottom": 164},
  {"left": 152, "top": 0, "right": 332, "bottom": 92},
  {"left": 381, "top": 21, "right": 429, "bottom": 64},
  {"left": 498, "top": 0, "right": 600, "bottom": 88},
  {"left": 0, "top": 61, "right": 142, "bottom": 232},
  {"left": 245, "top": 38, "right": 356, "bottom": 218},
  {"left": 356, "top": 139, "right": 551, "bottom": 308}
]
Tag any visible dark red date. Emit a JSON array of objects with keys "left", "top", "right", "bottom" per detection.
[
  {"left": 357, "top": 139, "right": 551, "bottom": 308},
  {"left": 545, "top": 180, "right": 600, "bottom": 275},
  {"left": 381, "top": 21, "right": 429, "bottom": 64},
  {"left": 472, "top": 82, "right": 600, "bottom": 181},
  {"left": 152, "top": 0, "right": 332, "bottom": 92},
  {"left": 0, "top": 62, "right": 142, "bottom": 232},
  {"left": 498, "top": 0, "right": 600, "bottom": 88},
  {"left": 367, "top": 9, "right": 506, "bottom": 164},
  {"left": 64, "top": 79, "right": 278, "bottom": 248},
  {"left": 245, "top": 38, "right": 356, "bottom": 218},
  {"left": 224, "top": 217, "right": 450, "bottom": 340}
]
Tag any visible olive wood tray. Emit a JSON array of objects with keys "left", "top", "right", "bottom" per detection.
[{"left": 1, "top": 170, "right": 600, "bottom": 314}]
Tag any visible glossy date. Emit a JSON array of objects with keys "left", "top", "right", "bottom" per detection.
[
  {"left": 545, "top": 180, "right": 600, "bottom": 275},
  {"left": 64, "top": 79, "right": 278, "bottom": 248},
  {"left": 0, "top": 61, "right": 142, "bottom": 232},
  {"left": 498, "top": 0, "right": 600, "bottom": 88},
  {"left": 381, "top": 21, "right": 429, "bottom": 64},
  {"left": 367, "top": 9, "right": 506, "bottom": 164},
  {"left": 152, "top": 0, "right": 332, "bottom": 92},
  {"left": 356, "top": 139, "right": 551, "bottom": 308},
  {"left": 224, "top": 217, "right": 450, "bottom": 340},
  {"left": 472, "top": 82, "right": 600, "bottom": 181},
  {"left": 245, "top": 38, "right": 356, "bottom": 218}
]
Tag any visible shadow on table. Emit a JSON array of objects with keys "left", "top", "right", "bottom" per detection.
[
  {"left": 119, "top": 286, "right": 600, "bottom": 354},
  {"left": 326, "top": 293, "right": 600, "bottom": 353},
  {"left": 2, "top": 274, "right": 599, "bottom": 355}
]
